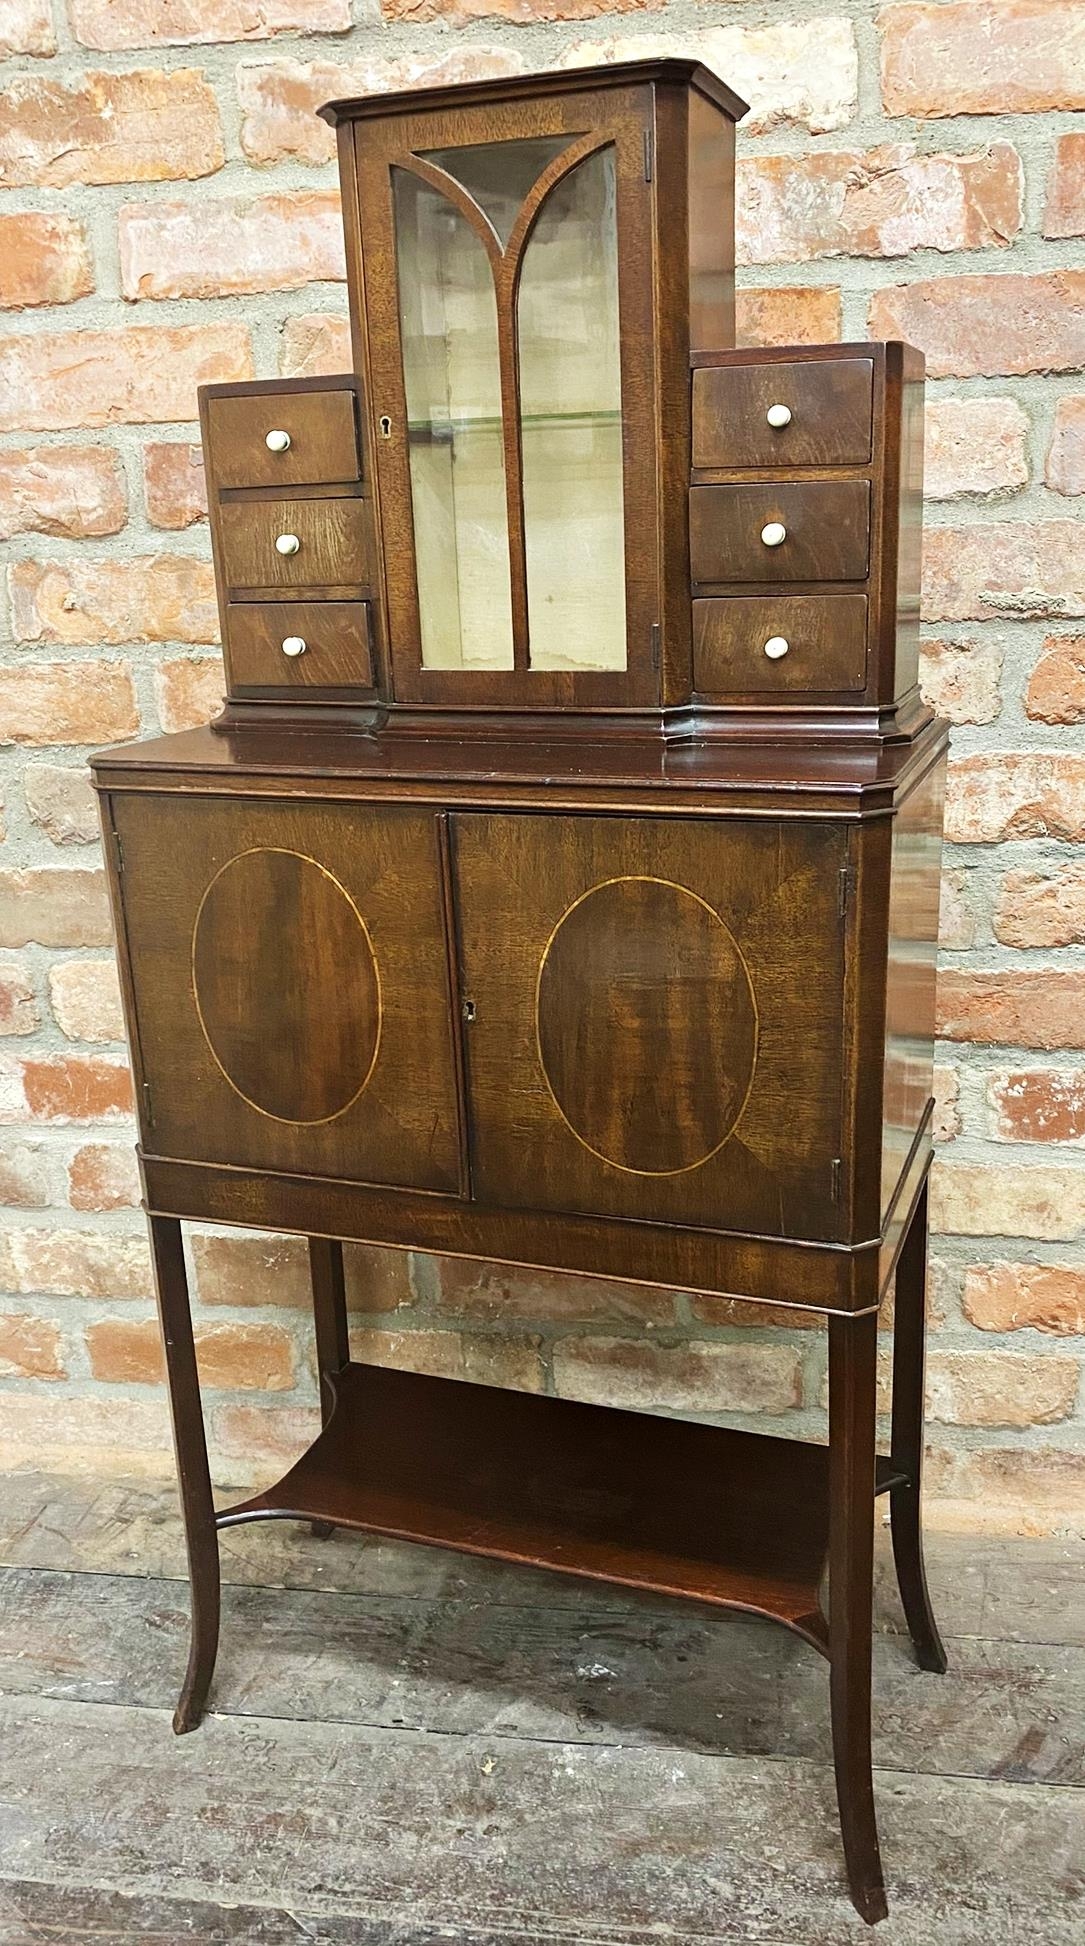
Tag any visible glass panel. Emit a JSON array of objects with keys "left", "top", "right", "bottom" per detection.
[
  {"left": 393, "top": 167, "right": 513, "bottom": 671},
  {"left": 517, "top": 147, "right": 626, "bottom": 673},
  {"left": 420, "top": 137, "right": 573, "bottom": 248}
]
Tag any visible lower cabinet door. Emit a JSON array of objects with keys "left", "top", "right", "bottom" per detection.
[
  {"left": 454, "top": 812, "right": 847, "bottom": 1239},
  {"left": 113, "top": 795, "right": 462, "bottom": 1192}
]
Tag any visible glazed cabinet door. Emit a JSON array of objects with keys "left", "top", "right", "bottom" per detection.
[
  {"left": 110, "top": 795, "right": 462, "bottom": 1193},
  {"left": 454, "top": 813, "right": 847, "bottom": 1240},
  {"left": 349, "top": 82, "right": 658, "bottom": 708}
]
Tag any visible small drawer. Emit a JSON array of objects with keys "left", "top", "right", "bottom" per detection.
[
  {"left": 218, "top": 496, "right": 370, "bottom": 593},
  {"left": 693, "top": 595, "right": 868, "bottom": 695},
  {"left": 206, "top": 388, "right": 360, "bottom": 490},
  {"left": 226, "top": 601, "right": 374, "bottom": 692},
  {"left": 692, "top": 358, "right": 874, "bottom": 469},
  {"left": 689, "top": 481, "right": 870, "bottom": 585}
]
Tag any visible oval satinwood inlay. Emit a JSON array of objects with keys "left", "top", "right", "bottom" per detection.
[
  {"left": 192, "top": 848, "right": 380, "bottom": 1125},
  {"left": 536, "top": 876, "right": 757, "bottom": 1176}
]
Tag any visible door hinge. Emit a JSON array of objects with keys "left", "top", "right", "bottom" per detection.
[
  {"left": 650, "top": 620, "right": 661, "bottom": 672},
  {"left": 838, "top": 860, "right": 851, "bottom": 919},
  {"left": 141, "top": 1080, "right": 154, "bottom": 1129},
  {"left": 831, "top": 1157, "right": 842, "bottom": 1203},
  {"left": 110, "top": 826, "right": 124, "bottom": 876},
  {"left": 643, "top": 126, "right": 654, "bottom": 183}
]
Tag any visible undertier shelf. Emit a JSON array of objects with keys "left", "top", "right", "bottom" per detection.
[{"left": 219, "top": 1364, "right": 905, "bottom": 1652}]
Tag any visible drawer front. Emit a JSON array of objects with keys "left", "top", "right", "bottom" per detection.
[
  {"left": 694, "top": 594, "right": 868, "bottom": 695},
  {"left": 692, "top": 358, "right": 874, "bottom": 469},
  {"left": 218, "top": 496, "right": 370, "bottom": 593},
  {"left": 226, "top": 601, "right": 374, "bottom": 692},
  {"left": 689, "top": 481, "right": 870, "bottom": 585},
  {"left": 206, "top": 389, "right": 360, "bottom": 490}
]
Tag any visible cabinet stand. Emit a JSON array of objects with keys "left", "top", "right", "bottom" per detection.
[{"left": 148, "top": 1179, "right": 943, "bottom": 1924}]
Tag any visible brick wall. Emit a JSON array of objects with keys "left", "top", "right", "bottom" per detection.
[{"left": 1, "top": 0, "right": 1083, "bottom": 1535}]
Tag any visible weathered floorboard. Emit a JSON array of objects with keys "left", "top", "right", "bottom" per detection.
[
  {"left": 0, "top": 1694, "right": 1081, "bottom": 1946},
  {"left": 2, "top": 1473, "right": 1084, "bottom": 1647},
  {"left": 0, "top": 1567, "right": 1081, "bottom": 1787}
]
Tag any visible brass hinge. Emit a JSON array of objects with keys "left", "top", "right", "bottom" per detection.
[
  {"left": 650, "top": 620, "right": 661, "bottom": 671},
  {"left": 643, "top": 126, "right": 654, "bottom": 183},
  {"left": 110, "top": 826, "right": 124, "bottom": 876},
  {"left": 141, "top": 1080, "right": 154, "bottom": 1129},
  {"left": 838, "top": 860, "right": 850, "bottom": 918},
  {"left": 831, "top": 1157, "right": 842, "bottom": 1203}
]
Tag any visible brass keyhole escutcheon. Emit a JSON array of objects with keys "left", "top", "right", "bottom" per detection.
[{"left": 379, "top": 415, "right": 392, "bottom": 439}]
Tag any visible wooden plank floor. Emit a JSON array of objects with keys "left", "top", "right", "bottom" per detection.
[{"left": 0, "top": 1474, "right": 1082, "bottom": 1945}]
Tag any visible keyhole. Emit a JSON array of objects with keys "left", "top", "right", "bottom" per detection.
[
  {"left": 379, "top": 415, "right": 392, "bottom": 439},
  {"left": 461, "top": 998, "right": 476, "bottom": 1024}
]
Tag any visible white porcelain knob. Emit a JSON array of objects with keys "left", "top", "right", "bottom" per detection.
[
  {"left": 281, "top": 636, "right": 307, "bottom": 658},
  {"left": 766, "top": 403, "right": 792, "bottom": 429},
  {"left": 265, "top": 428, "right": 291, "bottom": 453},
  {"left": 761, "top": 521, "right": 787, "bottom": 548},
  {"left": 274, "top": 532, "right": 301, "bottom": 556},
  {"left": 764, "top": 636, "right": 790, "bottom": 660}
]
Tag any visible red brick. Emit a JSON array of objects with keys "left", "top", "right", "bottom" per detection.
[
  {"left": 735, "top": 286, "right": 842, "bottom": 348},
  {"left": 922, "top": 522, "right": 1085, "bottom": 623},
  {"left": 0, "top": 1314, "right": 65, "bottom": 1380},
  {"left": 937, "top": 970, "right": 1085, "bottom": 1049},
  {"left": 939, "top": 868, "right": 977, "bottom": 952},
  {"left": 279, "top": 312, "right": 351, "bottom": 378},
  {"left": 192, "top": 1232, "right": 311, "bottom": 1309},
  {"left": 87, "top": 1316, "right": 295, "bottom": 1390},
  {"left": 351, "top": 1325, "right": 544, "bottom": 1393},
  {"left": 70, "top": 0, "right": 351, "bottom": 48},
  {"left": 880, "top": 3, "right": 1085, "bottom": 117},
  {"left": 689, "top": 1296, "right": 824, "bottom": 1329},
  {"left": 552, "top": 1336, "right": 803, "bottom": 1415},
  {"left": 924, "top": 398, "right": 1028, "bottom": 500},
  {"left": 0, "top": 962, "right": 38, "bottom": 1036},
  {"left": 0, "top": 323, "right": 252, "bottom": 433},
  {"left": 933, "top": 1062, "right": 961, "bottom": 1142},
  {"left": 0, "top": 663, "right": 138, "bottom": 748},
  {"left": 155, "top": 658, "right": 225, "bottom": 734},
  {"left": 924, "top": 1446, "right": 1085, "bottom": 1536},
  {"left": 988, "top": 1069, "right": 1085, "bottom": 1142},
  {"left": 143, "top": 442, "right": 206, "bottom": 528},
  {"left": 995, "top": 864, "right": 1085, "bottom": 948},
  {"left": 23, "top": 766, "right": 99, "bottom": 846},
  {"left": 0, "top": 212, "right": 93, "bottom": 309},
  {"left": 68, "top": 1142, "right": 140, "bottom": 1211},
  {"left": 9, "top": 1053, "right": 133, "bottom": 1122},
  {"left": 736, "top": 144, "right": 1020, "bottom": 266},
  {"left": 560, "top": 24, "right": 860, "bottom": 138},
  {"left": 0, "top": 1, "right": 56, "bottom": 55},
  {"left": 0, "top": 868, "right": 111, "bottom": 948},
  {"left": 931, "top": 1160, "right": 1085, "bottom": 1239},
  {"left": 49, "top": 959, "right": 124, "bottom": 1043},
  {"left": 945, "top": 752, "right": 1085, "bottom": 842},
  {"left": 0, "top": 445, "right": 126, "bottom": 540},
  {"left": 0, "top": 67, "right": 224, "bottom": 189},
  {"left": 0, "top": 1394, "right": 171, "bottom": 1472},
  {"left": 1044, "top": 131, "right": 1085, "bottom": 238},
  {"left": 919, "top": 638, "right": 1002, "bottom": 724},
  {"left": 119, "top": 192, "right": 344, "bottom": 302},
  {"left": 238, "top": 52, "right": 530, "bottom": 166},
  {"left": 343, "top": 1245, "right": 415, "bottom": 1314},
  {"left": 4, "top": 1227, "right": 150, "bottom": 1298},
  {"left": 10, "top": 557, "right": 217, "bottom": 646},
  {"left": 1026, "top": 634, "right": 1085, "bottom": 723},
  {"left": 870, "top": 272, "right": 1085, "bottom": 379},
  {"left": 432, "top": 1256, "right": 675, "bottom": 1326},
  {"left": 0, "top": 1139, "right": 52, "bottom": 1208},
  {"left": 923, "top": 1348, "right": 1077, "bottom": 1427},
  {"left": 212, "top": 1401, "right": 319, "bottom": 1470},
  {"left": 1045, "top": 396, "right": 1085, "bottom": 496},
  {"left": 964, "top": 1262, "right": 1085, "bottom": 1335}
]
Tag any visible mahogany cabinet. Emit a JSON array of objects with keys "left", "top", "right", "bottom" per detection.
[{"left": 92, "top": 59, "right": 949, "bottom": 1928}]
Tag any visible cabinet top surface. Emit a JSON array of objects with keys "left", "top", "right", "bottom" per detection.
[{"left": 317, "top": 58, "right": 750, "bottom": 127}]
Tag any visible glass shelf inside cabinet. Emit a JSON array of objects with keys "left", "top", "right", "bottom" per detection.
[{"left": 393, "top": 137, "right": 626, "bottom": 677}]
